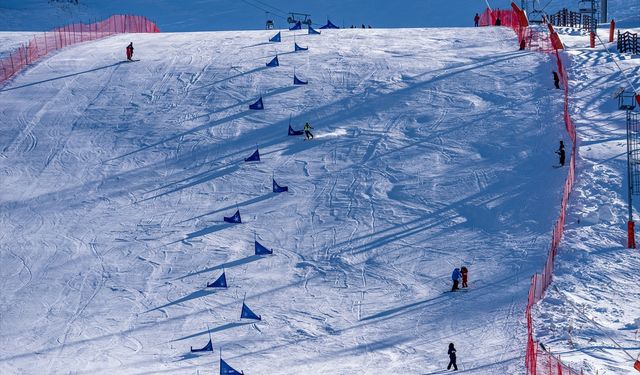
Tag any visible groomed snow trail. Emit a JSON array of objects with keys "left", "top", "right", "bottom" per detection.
[{"left": 0, "top": 28, "right": 566, "bottom": 374}]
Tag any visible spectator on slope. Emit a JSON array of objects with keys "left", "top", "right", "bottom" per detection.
[
  {"left": 556, "top": 140, "right": 566, "bottom": 167},
  {"left": 451, "top": 268, "right": 461, "bottom": 291},
  {"left": 520, "top": 38, "right": 526, "bottom": 50},
  {"left": 460, "top": 266, "right": 468, "bottom": 288},
  {"left": 495, "top": 16, "right": 502, "bottom": 26},
  {"left": 447, "top": 343, "right": 458, "bottom": 371},
  {"left": 304, "top": 122, "right": 314, "bottom": 140},
  {"left": 474, "top": 13, "right": 480, "bottom": 27},
  {"left": 553, "top": 71, "right": 560, "bottom": 89},
  {"left": 126, "top": 42, "right": 134, "bottom": 61}
]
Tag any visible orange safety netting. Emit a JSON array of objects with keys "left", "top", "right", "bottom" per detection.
[
  {"left": 482, "top": 3, "right": 582, "bottom": 375},
  {"left": 0, "top": 14, "right": 160, "bottom": 84}
]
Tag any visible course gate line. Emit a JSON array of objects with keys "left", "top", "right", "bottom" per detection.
[
  {"left": 482, "top": 4, "right": 582, "bottom": 375},
  {"left": 0, "top": 15, "right": 160, "bottom": 85}
]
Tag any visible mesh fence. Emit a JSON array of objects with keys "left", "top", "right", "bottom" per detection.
[
  {"left": 0, "top": 15, "right": 159, "bottom": 84},
  {"left": 481, "top": 4, "right": 582, "bottom": 375}
]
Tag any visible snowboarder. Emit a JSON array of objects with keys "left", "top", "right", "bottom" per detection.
[
  {"left": 553, "top": 71, "right": 560, "bottom": 89},
  {"left": 451, "top": 268, "right": 461, "bottom": 291},
  {"left": 126, "top": 42, "right": 134, "bottom": 61},
  {"left": 495, "top": 16, "right": 502, "bottom": 26},
  {"left": 447, "top": 343, "right": 458, "bottom": 371},
  {"left": 460, "top": 266, "right": 468, "bottom": 288},
  {"left": 474, "top": 13, "right": 480, "bottom": 27},
  {"left": 304, "top": 122, "right": 314, "bottom": 140},
  {"left": 555, "top": 140, "right": 565, "bottom": 167}
]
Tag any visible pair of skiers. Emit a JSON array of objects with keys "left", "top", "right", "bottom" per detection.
[
  {"left": 451, "top": 266, "right": 468, "bottom": 291},
  {"left": 126, "top": 42, "right": 134, "bottom": 61}
]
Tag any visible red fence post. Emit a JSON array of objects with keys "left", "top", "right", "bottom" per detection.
[
  {"left": 609, "top": 20, "right": 615, "bottom": 43},
  {"left": 590, "top": 32, "right": 596, "bottom": 48},
  {"left": 628, "top": 221, "right": 636, "bottom": 248}
]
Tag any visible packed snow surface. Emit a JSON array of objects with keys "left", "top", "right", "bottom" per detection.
[{"left": 0, "top": 27, "right": 570, "bottom": 374}]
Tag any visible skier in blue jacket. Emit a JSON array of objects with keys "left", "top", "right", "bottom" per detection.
[{"left": 451, "top": 268, "right": 461, "bottom": 291}]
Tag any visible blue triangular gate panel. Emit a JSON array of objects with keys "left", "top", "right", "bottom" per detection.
[
  {"left": 244, "top": 148, "right": 260, "bottom": 162},
  {"left": 223, "top": 210, "right": 242, "bottom": 224},
  {"left": 289, "top": 21, "right": 302, "bottom": 30},
  {"left": 288, "top": 124, "right": 304, "bottom": 136},
  {"left": 240, "top": 302, "right": 262, "bottom": 320},
  {"left": 255, "top": 240, "right": 273, "bottom": 255},
  {"left": 320, "top": 19, "right": 339, "bottom": 29},
  {"left": 249, "top": 97, "right": 264, "bottom": 110},
  {"left": 294, "top": 43, "right": 308, "bottom": 52},
  {"left": 191, "top": 339, "right": 213, "bottom": 353},
  {"left": 207, "top": 272, "right": 227, "bottom": 288},
  {"left": 293, "top": 74, "right": 308, "bottom": 85},
  {"left": 269, "top": 31, "right": 281, "bottom": 42},
  {"left": 308, "top": 26, "right": 321, "bottom": 35},
  {"left": 266, "top": 55, "right": 279, "bottom": 67},
  {"left": 220, "top": 358, "right": 244, "bottom": 375},
  {"left": 273, "top": 179, "right": 289, "bottom": 193}
]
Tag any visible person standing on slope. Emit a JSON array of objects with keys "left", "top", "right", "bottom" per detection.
[
  {"left": 495, "top": 16, "right": 502, "bottom": 26},
  {"left": 126, "top": 42, "right": 134, "bottom": 61},
  {"left": 553, "top": 71, "right": 561, "bottom": 89},
  {"left": 451, "top": 268, "right": 461, "bottom": 291},
  {"left": 460, "top": 266, "right": 468, "bottom": 288},
  {"left": 474, "top": 13, "right": 480, "bottom": 27},
  {"left": 304, "top": 122, "right": 314, "bottom": 140},
  {"left": 556, "top": 140, "right": 565, "bottom": 167},
  {"left": 447, "top": 343, "right": 458, "bottom": 371}
]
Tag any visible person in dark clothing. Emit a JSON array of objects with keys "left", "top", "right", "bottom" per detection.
[
  {"left": 520, "top": 38, "right": 526, "bottom": 50},
  {"left": 553, "top": 71, "right": 560, "bottom": 89},
  {"left": 126, "top": 42, "right": 134, "bottom": 61},
  {"left": 474, "top": 13, "right": 480, "bottom": 27},
  {"left": 447, "top": 343, "right": 458, "bottom": 371},
  {"left": 451, "top": 268, "right": 461, "bottom": 291},
  {"left": 304, "top": 122, "right": 314, "bottom": 140},
  {"left": 556, "top": 141, "right": 565, "bottom": 166},
  {"left": 460, "top": 266, "right": 468, "bottom": 288},
  {"left": 495, "top": 17, "right": 501, "bottom": 26}
]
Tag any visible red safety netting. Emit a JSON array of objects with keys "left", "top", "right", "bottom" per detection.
[
  {"left": 482, "top": 3, "right": 582, "bottom": 374},
  {"left": 0, "top": 14, "right": 159, "bottom": 85}
]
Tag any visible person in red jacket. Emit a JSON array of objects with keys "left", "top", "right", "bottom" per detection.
[
  {"left": 126, "top": 42, "right": 134, "bottom": 61},
  {"left": 460, "top": 266, "right": 468, "bottom": 288},
  {"left": 474, "top": 13, "right": 480, "bottom": 27}
]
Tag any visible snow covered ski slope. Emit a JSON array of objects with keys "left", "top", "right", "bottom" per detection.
[{"left": 0, "top": 27, "right": 568, "bottom": 374}]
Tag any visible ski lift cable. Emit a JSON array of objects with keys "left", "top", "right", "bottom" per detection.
[
  {"left": 552, "top": 285, "right": 637, "bottom": 361},
  {"left": 239, "top": 0, "right": 288, "bottom": 20},
  {"left": 251, "top": 0, "right": 288, "bottom": 17}
]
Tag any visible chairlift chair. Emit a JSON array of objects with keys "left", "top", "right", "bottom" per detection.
[{"left": 287, "top": 12, "right": 312, "bottom": 26}]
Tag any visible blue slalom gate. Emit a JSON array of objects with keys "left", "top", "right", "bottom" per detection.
[
  {"left": 273, "top": 178, "right": 289, "bottom": 193},
  {"left": 207, "top": 271, "right": 227, "bottom": 288},
  {"left": 220, "top": 357, "right": 244, "bottom": 375},
  {"left": 223, "top": 210, "right": 242, "bottom": 224},
  {"left": 266, "top": 55, "right": 279, "bottom": 67},
  {"left": 249, "top": 97, "right": 263, "bottom": 110},
  {"left": 308, "top": 26, "right": 321, "bottom": 35},
  {"left": 294, "top": 42, "right": 308, "bottom": 52},
  {"left": 269, "top": 31, "right": 281, "bottom": 42},
  {"left": 190, "top": 338, "right": 213, "bottom": 353},
  {"left": 240, "top": 301, "right": 262, "bottom": 320},
  {"left": 244, "top": 148, "right": 260, "bottom": 162},
  {"left": 289, "top": 21, "right": 302, "bottom": 30},
  {"left": 255, "top": 240, "right": 273, "bottom": 255},
  {"left": 320, "top": 19, "right": 339, "bottom": 29},
  {"left": 293, "top": 74, "right": 308, "bottom": 85}
]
